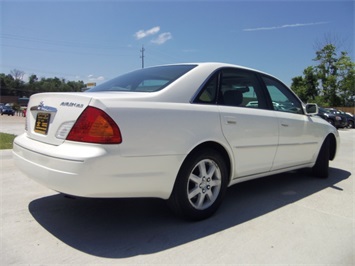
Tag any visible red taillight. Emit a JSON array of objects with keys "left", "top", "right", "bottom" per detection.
[{"left": 66, "top": 106, "right": 122, "bottom": 144}]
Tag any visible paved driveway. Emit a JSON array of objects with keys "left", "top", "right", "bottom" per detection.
[
  {"left": 0, "top": 115, "right": 26, "bottom": 136},
  {"left": 1, "top": 115, "right": 354, "bottom": 265}
]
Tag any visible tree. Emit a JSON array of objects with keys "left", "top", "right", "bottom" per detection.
[
  {"left": 337, "top": 51, "right": 355, "bottom": 106},
  {"left": 67, "top": 80, "right": 85, "bottom": 92},
  {"left": 0, "top": 73, "right": 18, "bottom": 96},
  {"left": 291, "top": 76, "right": 306, "bottom": 101},
  {"left": 0, "top": 74, "right": 13, "bottom": 94},
  {"left": 28, "top": 74, "right": 38, "bottom": 84},
  {"left": 303, "top": 66, "right": 319, "bottom": 101},
  {"left": 10, "top": 69, "right": 25, "bottom": 80},
  {"left": 291, "top": 43, "right": 355, "bottom": 107},
  {"left": 291, "top": 66, "right": 318, "bottom": 103},
  {"left": 26, "top": 74, "right": 39, "bottom": 95},
  {"left": 7, "top": 69, "right": 25, "bottom": 96},
  {"left": 313, "top": 44, "right": 341, "bottom": 106}
]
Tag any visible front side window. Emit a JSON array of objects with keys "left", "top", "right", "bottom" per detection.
[
  {"left": 88, "top": 65, "right": 197, "bottom": 92},
  {"left": 262, "top": 76, "right": 303, "bottom": 114},
  {"left": 219, "top": 69, "right": 267, "bottom": 109}
]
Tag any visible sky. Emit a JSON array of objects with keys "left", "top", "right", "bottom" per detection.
[{"left": 0, "top": 0, "right": 354, "bottom": 87}]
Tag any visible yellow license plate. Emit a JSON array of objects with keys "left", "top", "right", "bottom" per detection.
[{"left": 34, "top": 113, "right": 51, "bottom": 135}]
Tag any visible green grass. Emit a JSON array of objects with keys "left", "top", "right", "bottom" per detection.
[{"left": 0, "top": 133, "right": 16, "bottom": 150}]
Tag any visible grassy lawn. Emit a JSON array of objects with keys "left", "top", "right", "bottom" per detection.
[{"left": 0, "top": 133, "right": 16, "bottom": 150}]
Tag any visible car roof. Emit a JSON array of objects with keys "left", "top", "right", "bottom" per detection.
[{"left": 83, "top": 62, "right": 283, "bottom": 104}]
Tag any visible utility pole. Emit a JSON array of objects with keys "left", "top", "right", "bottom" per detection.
[{"left": 140, "top": 45, "right": 145, "bottom": 68}]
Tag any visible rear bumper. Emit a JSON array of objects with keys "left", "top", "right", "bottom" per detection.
[{"left": 13, "top": 134, "right": 181, "bottom": 199}]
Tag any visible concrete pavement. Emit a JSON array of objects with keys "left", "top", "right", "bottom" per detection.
[
  {"left": 0, "top": 115, "right": 26, "bottom": 136},
  {"left": 0, "top": 115, "right": 354, "bottom": 265}
]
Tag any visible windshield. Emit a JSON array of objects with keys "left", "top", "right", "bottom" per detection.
[{"left": 88, "top": 65, "right": 197, "bottom": 93}]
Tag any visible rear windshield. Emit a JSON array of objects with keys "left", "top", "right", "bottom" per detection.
[{"left": 88, "top": 65, "right": 197, "bottom": 92}]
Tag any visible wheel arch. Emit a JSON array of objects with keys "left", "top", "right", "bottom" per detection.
[
  {"left": 328, "top": 133, "right": 337, "bottom": 161},
  {"left": 181, "top": 141, "right": 233, "bottom": 183},
  {"left": 168, "top": 140, "right": 233, "bottom": 220}
]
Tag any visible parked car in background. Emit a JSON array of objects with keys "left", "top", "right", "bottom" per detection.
[
  {"left": 317, "top": 107, "right": 347, "bottom": 128},
  {"left": 13, "top": 63, "right": 339, "bottom": 220},
  {"left": 343, "top": 112, "right": 354, "bottom": 128},
  {"left": 327, "top": 108, "right": 348, "bottom": 128},
  {"left": 0, "top": 103, "right": 4, "bottom": 112},
  {"left": 1, "top": 105, "right": 15, "bottom": 116}
]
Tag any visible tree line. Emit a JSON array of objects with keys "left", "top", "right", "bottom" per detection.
[{"left": 0, "top": 71, "right": 85, "bottom": 97}]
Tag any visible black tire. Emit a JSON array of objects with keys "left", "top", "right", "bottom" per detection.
[
  {"left": 168, "top": 149, "right": 228, "bottom": 220},
  {"left": 326, "top": 119, "right": 334, "bottom": 126},
  {"left": 312, "top": 136, "right": 330, "bottom": 178}
]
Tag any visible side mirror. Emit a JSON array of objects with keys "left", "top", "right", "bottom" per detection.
[{"left": 305, "top": 103, "right": 318, "bottom": 115}]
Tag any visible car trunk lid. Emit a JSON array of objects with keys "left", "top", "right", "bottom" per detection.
[{"left": 26, "top": 93, "right": 93, "bottom": 146}]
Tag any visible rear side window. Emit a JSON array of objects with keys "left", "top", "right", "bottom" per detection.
[
  {"left": 88, "top": 65, "right": 197, "bottom": 92},
  {"left": 194, "top": 73, "right": 218, "bottom": 104}
]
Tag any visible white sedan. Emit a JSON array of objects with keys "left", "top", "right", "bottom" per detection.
[{"left": 13, "top": 63, "right": 339, "bottom": 220}]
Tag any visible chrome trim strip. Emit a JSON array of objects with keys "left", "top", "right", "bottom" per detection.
[
  {"left": 235, "top": 144, "right": 277, "bottom": 149},
  {"left": 278, "top": 142, "right": 318, "bottom": 147},
  {"left": 30, "top": 101, "right": 57, "bottom": 112},
  {"left": 235, "top": 142, "right": 317, "bottom": 149}
]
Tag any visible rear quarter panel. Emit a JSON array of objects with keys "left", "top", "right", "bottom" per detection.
[{"left": 90, "top": 99, "right": 231, "bottom": 158}]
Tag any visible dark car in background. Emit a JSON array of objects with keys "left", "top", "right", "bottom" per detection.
[
  {"left": 317, "top": 107, "right": 347, "bottom": 128},
  {"left": 1, "top": 106, "right": 15, "bottom": 116},
  {"left": 342, "top": 112, "right": 354, "bottom": 128},
  {"left": 327, "top": 109, "right": 348, "bottom": 128}
]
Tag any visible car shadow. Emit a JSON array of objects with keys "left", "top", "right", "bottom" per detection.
[{"left": 28, "top": 167, "right": 350, "bottom": 258}]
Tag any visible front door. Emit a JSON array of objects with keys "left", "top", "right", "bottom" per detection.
[{"left": 261, "top": 75, "right": 320, "bottom": 170}]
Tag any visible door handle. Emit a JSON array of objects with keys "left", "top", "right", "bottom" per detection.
[{"left": 225, "top": 116, "right": 237, "bottom": 125}]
